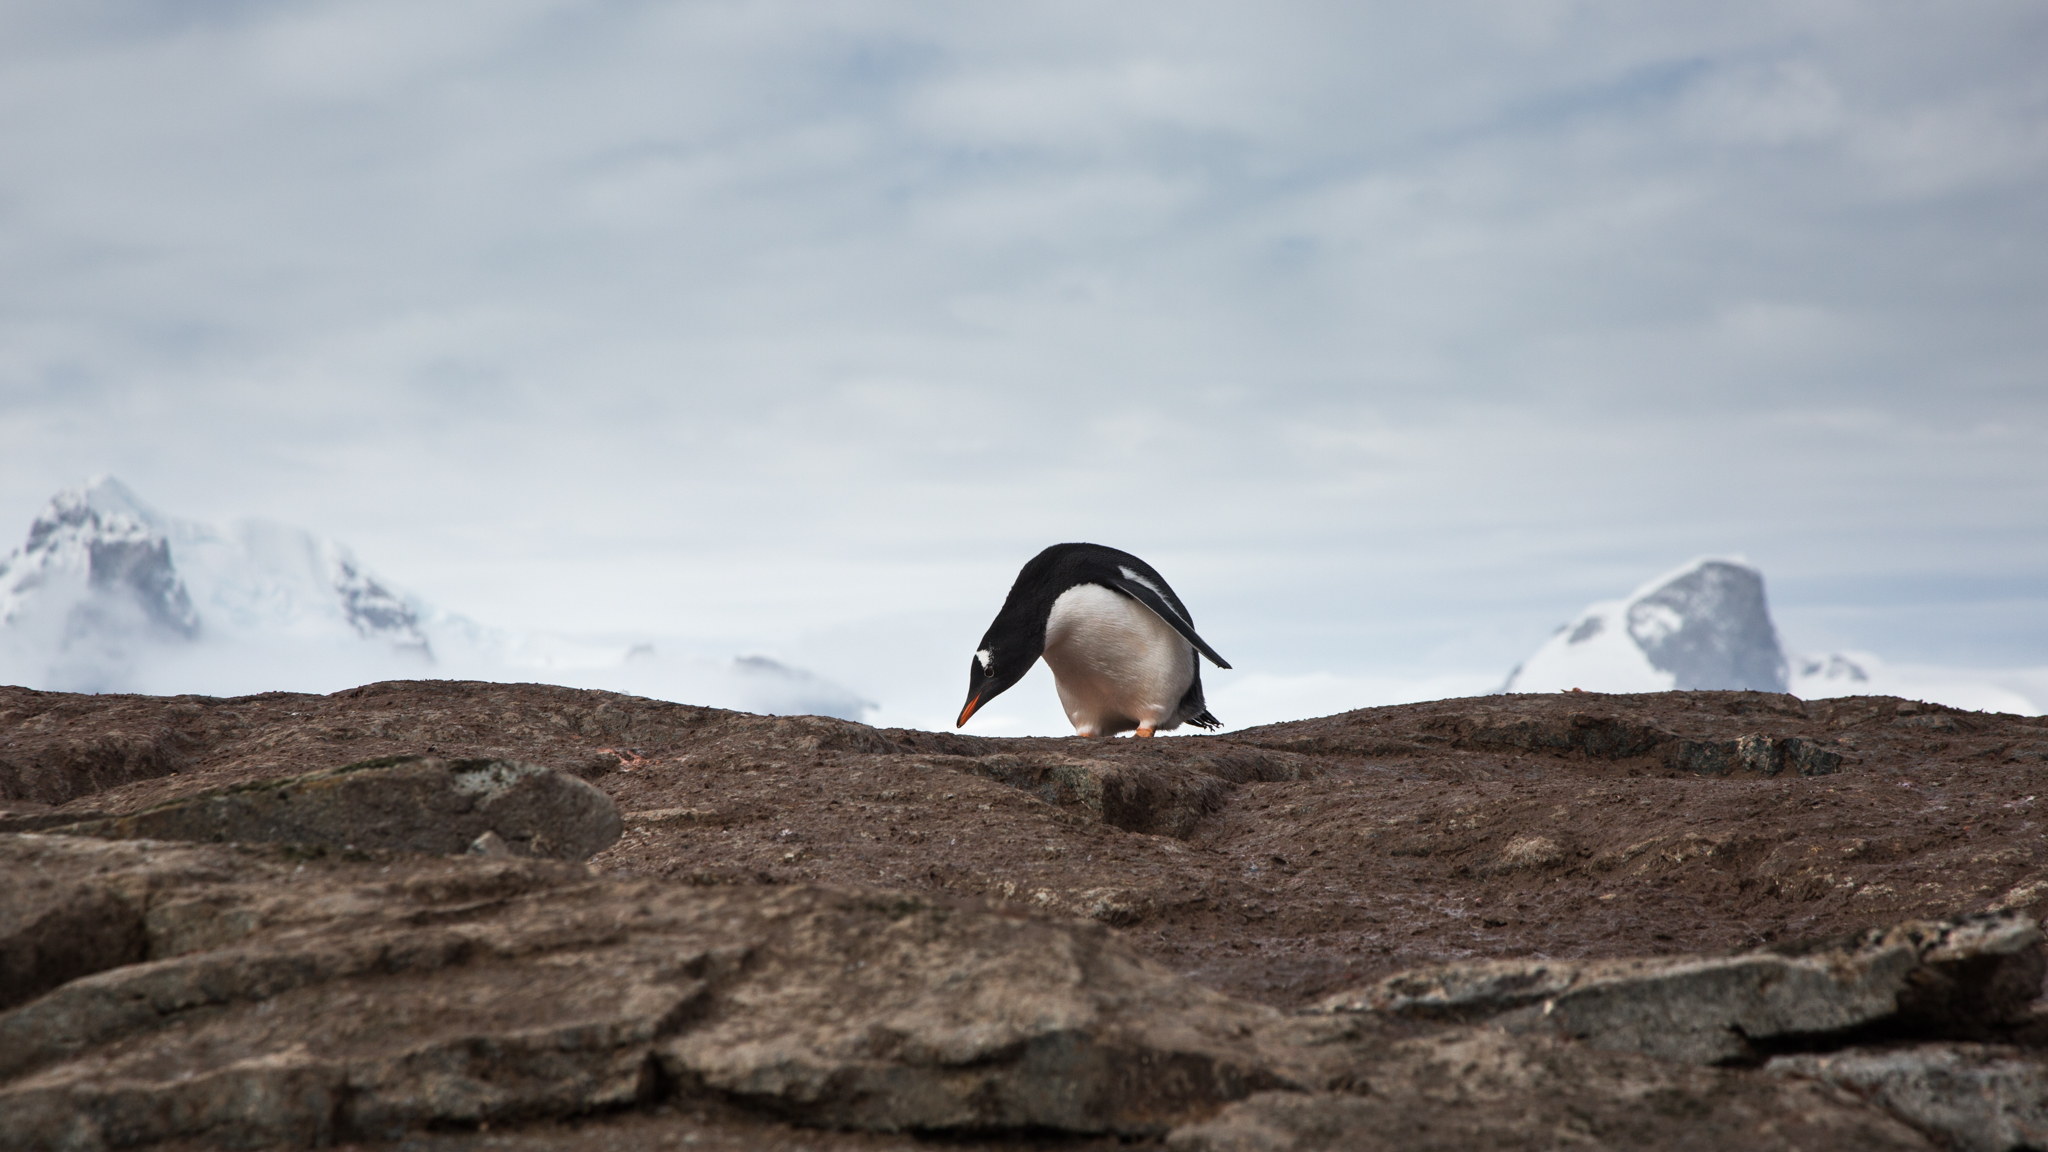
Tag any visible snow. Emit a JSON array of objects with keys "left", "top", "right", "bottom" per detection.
[
  {"left": 1501, "top": 596, "right": 1675, "bottom": 695},
  {"left": 0, "top": 477, "right": 873, "bottom": 720},
  {"left": 1790, "top": 651, "right": 2047, "bottom": 716},
  {"left": 1502, "top": 556, "right": 1787, "bottom": 694},
  {"left": 1501, "top": 556, "right": 2047, "bottom": 716}
]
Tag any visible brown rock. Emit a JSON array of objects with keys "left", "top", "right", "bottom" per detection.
[
  {"left": 4, "top": 680, "right": 2047, "bottom": 1150},
  {"left": 0, "top": 853, "right": 148, "bottom": 1011},
  {"left": 44, "top": 756, "right": 621, "bottom": 862},
  {"left": 0, "top": 834, "right": 1296, "bottom": 1149}
]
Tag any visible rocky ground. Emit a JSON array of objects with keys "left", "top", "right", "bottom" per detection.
[{"left": 3, "top": 680, "right": 2046, "bottom": 1150}]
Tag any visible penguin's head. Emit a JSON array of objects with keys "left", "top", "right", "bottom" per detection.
[
  {"left": 956, "top": 640, "right": 1032, "bottom": 728},
  {"left": 958, "top": 549, "right": 1070, "bottom": 728}
]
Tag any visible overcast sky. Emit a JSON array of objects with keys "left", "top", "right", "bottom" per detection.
[{"left": 3, "top": 1, "right": 2044, "bottom": 728}]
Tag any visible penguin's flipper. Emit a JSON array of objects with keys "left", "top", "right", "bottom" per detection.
[{"left": 1106, "top": 578, "right": 1232, "bottom": 669}]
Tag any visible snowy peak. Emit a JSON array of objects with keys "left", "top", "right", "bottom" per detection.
[
  {"left": 1501, "top": 558, "right": 2045, "bottom": 714},
  {"left": 1, "top": 476, "right": 200, "bottom": 641},
  {"left": 333, "top": 557, "right": 427, "bottom": 649},
  {"left": 1622, "top": 559, "right": 1787, "bottom": 691},
  {"left": 0, "top": 478, "right": 876, "bottom": 720},
  {"left": 1503, "top": 557, "right": 1789, "bottom": 694},
  {"left": 0, "top": 477, "right": 434, "bottom": 690},
  {"left": 31, "top": 474, "right": 163, "bottom": 536}
]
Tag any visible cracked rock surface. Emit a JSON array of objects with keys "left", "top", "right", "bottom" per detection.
[
  {"left": 35, "top": 756, "right": 621, "bottom": 864},
  {"left": 0, "top": 835, "right": 1306, "bottom": 1148},
  {"left": 1316, "top": 912, "right": 2044, "bottom": 1064},
  {"left": 3, "top": 681, "right": 2045, "bottom": 1149}
]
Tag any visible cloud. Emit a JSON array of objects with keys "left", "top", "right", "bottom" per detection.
[
  {"left": 1680, "top": 59, "right": 1845, "bottom": 144},
  {"left": 0, "top": 2, "right": 2042, "bottom": 727}
]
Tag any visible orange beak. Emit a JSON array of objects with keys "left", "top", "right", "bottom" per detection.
[{"left": 956, "top": 694, "right": 982, "bottom": 728}]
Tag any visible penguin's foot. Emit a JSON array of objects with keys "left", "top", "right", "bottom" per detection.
[{"left": 1135, "top": 726, "right": 1155, "bottom": 738}]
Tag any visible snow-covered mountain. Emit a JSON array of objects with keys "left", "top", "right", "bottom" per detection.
[
  {"left": 1501, "top": 557, "right": 1789, "bottom": 694},
  {"left": 1500, "top": 556, "right": 2045, "bottom": 715},
  {"left": 0, "top": 477, "right": 873, "bottom": 720},
  {"left": 1786, "top": 650, "right": 2047, "bottom": 716}
]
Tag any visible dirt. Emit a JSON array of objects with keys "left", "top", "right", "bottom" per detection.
[
  {"left": 4, "top": 680, "right": 2046, "bottom": 1148},
  {"left": 10, "top": 681, "right": 2041, "bottom": 1012}
]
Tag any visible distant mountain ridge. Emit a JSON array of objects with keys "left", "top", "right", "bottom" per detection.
[
  {"left": 1499, "top": 557, "right": 2044, "bottom": 715},
  {"left": 3, "top": 480, "right": 201, "bottom": 643},
  {"left": 1502, "top": 557, "right": 1789, "bottom": 695},
  {"left": 0, "top": 477, "right": 872, "bottom": 720},
  {"left": 0, "top": 478, "right": 434, "bottom": 688}
]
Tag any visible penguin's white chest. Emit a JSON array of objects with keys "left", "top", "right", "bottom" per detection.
[{"left": 1041, "top": 583, "right": 1194, "bottom": 736}]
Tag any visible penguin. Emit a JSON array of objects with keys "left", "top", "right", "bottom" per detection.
[{"left": 957, "top": 543, "right": 1230, "bottom": 737}]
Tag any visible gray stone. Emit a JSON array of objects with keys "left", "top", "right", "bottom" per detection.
[
  {"left": 6, "top": 832, "right": 2032, "bottom": 1152},
  {"left": 1168, "top": 1031, "right": 1938, "bottom": 1151},
  {"left": 1316, "top": 913, "right": 2044, "bottom": 1065},
  {"left": 1768, "top": 1045, "right": 2048, "bottom": 1152},
  {"left": 1671, "top": 733, "right": 1843, "bottom": 777},
  {"left": 45, "top": 755, "right": 622, "bottom": 861},
  {"left": 1784, "top": 735, "right": 1844, "bottom": 775},
  {"left": 0, "top": 865, "right": 147, "bottom": 1011},
  {"left": 655, "top": 894, "right": 1301, "bottom": 1134}
]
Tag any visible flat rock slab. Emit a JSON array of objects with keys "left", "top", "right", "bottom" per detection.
[
  {"left": 0, "top": 834, "right": 1299, "bottom": 1150},
  {"left": 42, "top": 756, "right": 621, "bottom": 862},
  {"left": 1316, "top": 913, "right": 2045, "bottom": 1064},
  {"left": 1169, "top": 1031, "right": 1941, "bottom": 1151}
]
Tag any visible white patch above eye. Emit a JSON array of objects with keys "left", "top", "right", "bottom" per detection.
[{"left": 975, "top": 648, "right": 993, "bottom": 672}]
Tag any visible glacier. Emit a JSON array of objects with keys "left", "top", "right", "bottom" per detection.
[{"left": 0, "top": 477, "right": 873, "bottom": 720}]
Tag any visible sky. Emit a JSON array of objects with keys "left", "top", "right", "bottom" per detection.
[{"left": 2, "top": 1, "right": 2044, "bottom": 732}]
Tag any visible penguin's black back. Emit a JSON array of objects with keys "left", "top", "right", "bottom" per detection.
[{"left": 994, "top": 543, "right": 1198, "bottom": 631}]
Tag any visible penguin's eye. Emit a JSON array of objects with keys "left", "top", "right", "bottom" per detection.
[{"left": 975, "top": 648, "right": 994, "bottom": 674}]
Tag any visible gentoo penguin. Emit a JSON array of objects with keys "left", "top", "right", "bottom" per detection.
[{"left": 957, "top": 543, "right": 1230, "bottom": 737}]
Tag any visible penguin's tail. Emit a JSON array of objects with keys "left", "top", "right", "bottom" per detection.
[{"left": 1186, "top": 710, "right": 1223, "bottom": 730}]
